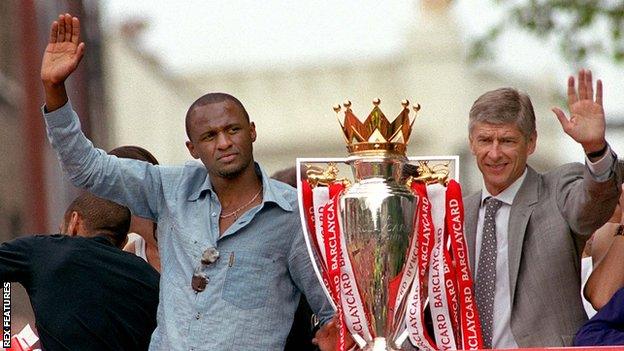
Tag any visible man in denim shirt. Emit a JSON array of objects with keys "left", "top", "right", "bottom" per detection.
[{"left": 41, "top": 14, "right": 333, "bottom": 350}]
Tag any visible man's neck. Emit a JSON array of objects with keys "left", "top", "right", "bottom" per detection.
[
  {"left": 210, "top": 165, "right": 262, "bottom": 207},
  {"left": 482, "top": 168, "right": 528, "bottom": 204}
]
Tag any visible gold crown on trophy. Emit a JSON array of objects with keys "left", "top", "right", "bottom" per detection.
[{"left": 334, "top": 98, "right": 420, "bottom": 155}]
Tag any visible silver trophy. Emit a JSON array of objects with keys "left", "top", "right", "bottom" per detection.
[
  {"left": 297, "top": 99, "right": 457, "bottom": 350},
  {"left": 341, "top": 154, "right": 416, "bottom": 350}
]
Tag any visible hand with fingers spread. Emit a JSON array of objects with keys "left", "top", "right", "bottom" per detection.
[
  {"left": 552, "top": 69, "right": 607, "bottom": 157},
  {"left": 40, "top": 13, "right": 85, "bottom": 111}
]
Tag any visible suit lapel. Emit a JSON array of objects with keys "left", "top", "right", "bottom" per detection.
[
  {"left": 508, "top": 167, "right": 539, "bottom": 304},
  {"left": 464, "top": 191, "right": 482, "bottom": 271}
]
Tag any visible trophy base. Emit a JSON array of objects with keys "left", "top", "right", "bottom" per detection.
[{"left": 362, "top": 337, "right": 400, "bottom": 351}]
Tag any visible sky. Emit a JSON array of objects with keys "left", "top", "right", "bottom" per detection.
[
  {"left": 100, "top": 0, "right": 414, "bottom": 72},
  {"left": 100, "top": 0, "right": 624, "bottom": 116}
]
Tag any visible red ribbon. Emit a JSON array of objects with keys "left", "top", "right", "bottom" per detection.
[
  {"left": 405, "top": 182, "right": 438, "bottom": 350},
  {"left": 445, "top": 180, "right": 484, "bottom": 350},
  {"left": 302, "top": 176, "right": 483, "bottom": 350}
]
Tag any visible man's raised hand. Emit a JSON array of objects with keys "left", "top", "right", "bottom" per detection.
[
  {"left": 552, "top": 69, "right": 607, "bottom": 155},
  {"left": 41, "top": 14, "right": 85, "bottom": 111},
  {"left": 41, "top": 14, "right": 85, "bottom": 86}
]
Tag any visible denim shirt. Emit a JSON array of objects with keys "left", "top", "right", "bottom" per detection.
[{"left": 44, "top": 101, "right": 334, "bottom": 350}]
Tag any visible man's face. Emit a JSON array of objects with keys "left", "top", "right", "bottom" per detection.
[
  {"left": 185, "top": 100, "right": 256, "bottom": 179},
  {"left": 469, "top": 122, "right": 536, "bottom": 196}
]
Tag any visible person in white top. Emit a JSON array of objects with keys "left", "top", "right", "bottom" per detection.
[{"left": 109, "top": 146, "right": 161, "bottom": 272}]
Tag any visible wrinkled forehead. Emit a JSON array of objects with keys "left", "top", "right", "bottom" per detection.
[
  {"left": 470, "top": 121, "right": 523, "bottom": 138},
  {"left": 188, "top": 101, "right": 246, "bottom": 133}
]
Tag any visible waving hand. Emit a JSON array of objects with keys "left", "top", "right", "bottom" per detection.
[
  {"left": 552, "top": 69, "right": 607, "bottom": 155},
  {"left": 41, "top": 14, "right": 85, "bottom": 111}
]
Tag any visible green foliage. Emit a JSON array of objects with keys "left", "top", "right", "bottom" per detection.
[{"left": 468, "top": 0, "right": 624, "bottom": 65}]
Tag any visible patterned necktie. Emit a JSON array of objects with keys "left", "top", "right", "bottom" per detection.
[{"left": 476, "top": 197, "right": 503, "bottom": 349}]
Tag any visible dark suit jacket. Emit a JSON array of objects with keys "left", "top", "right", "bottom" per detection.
[{"left": 464, "top": 163, "right": 621, "bottom": 347}]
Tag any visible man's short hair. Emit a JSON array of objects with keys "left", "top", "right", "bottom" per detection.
[
  {"left": 64, "top": 193, "right": 131, "bottom": 247},
  {"left": 185, "top": 93, "right": 250, "bottom": 139},
  {"left": 469, "top": 87, "right": 536, "bottom": 139},
  {"left": 109, "top": 145, "right": 159, "bottom": 165}
]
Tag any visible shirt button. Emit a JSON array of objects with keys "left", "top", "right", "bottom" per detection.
[
  {"left": 195, "top": 312, "right": 201, "bottom": 320},
  {"left": 211, "top": 212, "right": 216, "bottom": 217}
]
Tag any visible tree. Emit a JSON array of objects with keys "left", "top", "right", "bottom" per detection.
[{"left": 468, "top": 0, "right": 624, "bottom": 65}]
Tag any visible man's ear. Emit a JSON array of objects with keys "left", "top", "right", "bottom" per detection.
[
  {"left": 250, "top": 122, "right": 256, "bottom": 142},
  {"left": 468, "top": 134, "right": 477, "bottom": 155},
  {"left": 66, "top": 211, "right": 81, "bottom": 237},
  {"left": 186, "top": 140, "right": 199, "bottom": 159},
  {"left": 527, "top": 131, "right": 538, "bottom": 155}
]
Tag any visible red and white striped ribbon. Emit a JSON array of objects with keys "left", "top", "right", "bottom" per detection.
[
  {"left": 428, "top": 183, "right": 457, "bottom": 350},
  {"left": 445, "top": 180, "right": 484, "bottom": 350},
  {"left": 404, "top": 182, "right": 437, "bottom": 351}
]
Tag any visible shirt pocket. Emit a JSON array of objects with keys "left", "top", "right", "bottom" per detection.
[{"left": 222, "top": 250, "right": 275, "bottom": 310}]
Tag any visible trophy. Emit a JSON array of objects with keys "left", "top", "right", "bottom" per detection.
[{"left": 297, "top": 99, "right": 481, "bottom": 351}]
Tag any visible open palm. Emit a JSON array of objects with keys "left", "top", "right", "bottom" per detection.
[
  {"left": 40, "top": 14, "right": 85, "bottom": 85},
  {"left": 553, "top": 69, "right": 606, "bottom": 153}
]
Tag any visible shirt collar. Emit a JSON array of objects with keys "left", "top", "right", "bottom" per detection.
[
  {"left": 188, "top": 162, "right": 293, "bottom": 212},
  {"left": 92, "top": 235, "right": 116, "bottom": 247},
  {"left": 481, "top": 167, "right": 528, "bottom": 206}
]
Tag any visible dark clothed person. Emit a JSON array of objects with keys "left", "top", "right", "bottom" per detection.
[
  {"left": 575, "top": 287, "right": 624, "bottom": 346},
  {"left": 0, "top": 234, "right": 159, "bottom": 350}
]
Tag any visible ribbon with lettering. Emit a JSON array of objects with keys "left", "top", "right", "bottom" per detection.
[
  {"left": 312, "top": 184, "right": 330, "bottom": 264},
  {"left": 326, "top": 183, "right": 373, "bottom": 347},
  {"left": 304, "top": 180, "right": 372, "bottom": 350},
  {"left": 428, "top": 183, "right": 457, "bottom": 350},
  {"left": 301, "top": 180, "right": 318, "bottom": 252},
  {"left": 443, "top": 226, "right": 461, "bottom": 344},
  {"left": 322, "top": 185, "right": 347, "bottom": 351},
  {"left": 304, "top": 174, "right": 482, "bottom": 350},
  {"left": 403, "top": 182, "right": 437, "bottom": 351},
  {"left": 445, "top": 179, "right": 484, "bottom": 350},
  {"left": 391, "top": 195, "right": 419, "bottom": 325},
  {"left": 444, "top": 246, "right": 461, "bottom": 344},
  {"left": 302, "top": 180, "right": 335, "bottom": 303}
]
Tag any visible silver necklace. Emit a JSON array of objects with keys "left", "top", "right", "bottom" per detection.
[{"left": 219, "top": 187, "right": 263, "bottom": 219}]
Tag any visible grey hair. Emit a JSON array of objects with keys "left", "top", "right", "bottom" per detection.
[{"left": 468, "top": 87, "right": 536, "bottom": 139}]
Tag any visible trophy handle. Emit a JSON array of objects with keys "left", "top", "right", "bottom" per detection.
[{"left": 296, "top": 159, "right": 338, "bottom": 311}]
